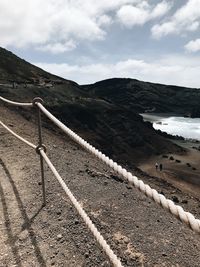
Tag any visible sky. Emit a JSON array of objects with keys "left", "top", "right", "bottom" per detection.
[{"left": 1, "top": 0, "right": 200, "bottom": 87}]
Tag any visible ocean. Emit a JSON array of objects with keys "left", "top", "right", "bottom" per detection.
[{"left": 141, "top": 113, "right": 200, "bottom": 141}]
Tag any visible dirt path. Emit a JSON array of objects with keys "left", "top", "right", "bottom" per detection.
[{"left": 1, "top": 105, "right": 200, "bottom": 267}]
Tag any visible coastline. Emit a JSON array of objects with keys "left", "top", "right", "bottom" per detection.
[{"left": 141, "top": 112, "right": 200, "bottom": 141}]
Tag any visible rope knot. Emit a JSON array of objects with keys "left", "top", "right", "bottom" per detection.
[
  {"left": 36, "top": 144, "right": 47, "bottom": 154},
  {"left": 32, "top": 97, "right": 44, "bottom": 107}
]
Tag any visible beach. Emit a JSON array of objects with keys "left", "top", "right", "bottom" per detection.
[{"left": 138, "top": 139, "right": 200, "bottom": 199}]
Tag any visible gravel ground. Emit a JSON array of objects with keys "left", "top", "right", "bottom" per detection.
[{"left": 0, "top": 105, "right": 200, "bottom": 267}]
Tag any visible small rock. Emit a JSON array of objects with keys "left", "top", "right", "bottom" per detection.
[
  {"left": 126, "top": 185, "right": 132, "bottom": 190},
  {"left": 104, "top": 181, "right": 108, "bottom": 186},
  {"left": 56, "top": 234, "right": 63, "bottom": 241},
  {"left": 101, "top": 261, "right": 110, "bottom": 267},
  {"left": 38, "top": 181, "right": 42, "bottom": 185},
  {"left": 172, "top": 196, "right": 179, "bottom": 203},
  {"left": 84, "top": 252, "right": 89, "bottom": 258},
  {"left": 182, "top": 199, "right": 188, "bottom": 204}
]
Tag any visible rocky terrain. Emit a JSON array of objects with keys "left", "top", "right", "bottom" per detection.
[
  {"left": 0, "top": 47, "right": 200, "bottom": 266},
  {"left": 0, "top": 104, "right": 200, "bottom": 267}
]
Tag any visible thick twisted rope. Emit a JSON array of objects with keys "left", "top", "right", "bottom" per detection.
[
  {"left": 1, "top": 96, "right": 200, "bottom": 233},
  {"left": 0, "top": 96, "right": 32, "bottom": 107},
  {"left": 37, "top": 102, "right": 200, "bottom": 234},
  {"left": 39, "top": 149, "right": 123, "bottom": 267},
  {"left": 0, "top": 120, "right": 36, "bottom": 149}
]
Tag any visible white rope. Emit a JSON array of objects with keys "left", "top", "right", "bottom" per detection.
[
  {"left": 37, "top": 102, "right": 200, "bottom": 234},
  {"left": 39, "top": 149, "right": 123, "bottom": 267},
  {"left": 0, "top": 120, "right": 36, "bottom": 149},
  {"left": 0, "top": 96, "right": 32, "bottom": 107},
  {"left": 0, "top": 118, "right": 123, "bottom": 266}
]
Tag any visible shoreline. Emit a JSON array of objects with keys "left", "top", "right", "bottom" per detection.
[{"left": 141, "top": 113, "right": 200, "bottom": 141}]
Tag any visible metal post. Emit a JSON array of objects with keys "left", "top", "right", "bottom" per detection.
[{"left": 33, "top": 97, "right": 46, "bottom": 206}]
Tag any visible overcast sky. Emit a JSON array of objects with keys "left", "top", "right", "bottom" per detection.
[{"left": 1, "top": 0, "right": 200, "bottom": 87}]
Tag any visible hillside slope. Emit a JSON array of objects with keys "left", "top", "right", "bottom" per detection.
[
  {"left": 0, "top": 47, "right": 187, "bottom": 164},
  {"left": 0, "top": 104, "right": 200, "bottom": 267},
  {"left": 82, "top": 78, "right": 200, "bottom": 117},
  {"left": 0, "top": 47, "right": 65, "bottom": 83}
]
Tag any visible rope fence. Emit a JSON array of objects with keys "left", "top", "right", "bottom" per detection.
[
  {"left": 40, "top": 149, "right": 123, "bottom": 267},
  {"left": 0, "top": 96, "right": 32, "bottom": 107},
  {"left": 1, "top": 95, "right": 200, "bottom": 265},
  {"left": 0, "top": 97, "right": 123, "bottom": 267},
  {"left": 0, "top": 120, "right": 36, "bottom": 149},
  {"left": 36, "top": 102, "right": 200, "bottom": 234}
]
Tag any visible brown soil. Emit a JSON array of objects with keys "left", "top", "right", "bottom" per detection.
[
  {"left": 0, "top": 105, "right": 200, "bottom": 267},
  {"left": 138, "top": 141, "right": 200, "bottom": 199}
]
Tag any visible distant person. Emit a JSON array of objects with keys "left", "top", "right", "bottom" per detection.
[
  {"left": 155, "top": 163, "right": 158, "bottom": 170},
  {"left": 159, "top": 163, "right": 163, "bottom": 171}
]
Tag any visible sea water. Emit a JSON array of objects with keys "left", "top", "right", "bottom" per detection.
[{"left": 141, "top": 113, "right": 200, "bottom": 141}]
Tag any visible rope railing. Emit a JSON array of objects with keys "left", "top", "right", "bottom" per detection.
[
  {"left": 40, "top": 149, "right": 123, "bottom": 267},
  {"left": 0, "top": 95, "right": 200, "bottom": 257},
  {"left": 0, "top": 96, "right": 32, "bottom": 107},
  {"left": 36, "top": 102, "right": 200, "bottom": 234},
  {"left": 1, "top": 96, "right": 200, "bottom": 234},
  {"left": 0, "top": 120, "right": 36, "bottom": 149},
  {"left": 0, "top": 98, "right": 123, "bottom": 267}
]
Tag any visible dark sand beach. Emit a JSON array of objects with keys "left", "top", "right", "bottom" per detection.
[{"left": 138, "top": 139, "right": 200, "bottom": 199}]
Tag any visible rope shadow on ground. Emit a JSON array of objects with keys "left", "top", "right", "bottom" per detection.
[
  {"left": 0, "top": 174, "right": 23, "bottom": 267},
  {"left": 0, "top": 158, "right": 47, "bottom": 267}
]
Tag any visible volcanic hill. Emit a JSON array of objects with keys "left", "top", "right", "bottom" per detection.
[{"left": 1, "top": 47, "right": 200, "bottom": 164}]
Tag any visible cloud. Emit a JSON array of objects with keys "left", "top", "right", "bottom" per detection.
[
  {"left": 152, "top": 0, "right": 200, "bottom": 39},
  {"left": 36, "top": 40, "right": 77, "bottom": 54},
  {"left": 185, "top": 38, "right": 200, "bottom": 52},
  {"left": 0, "top": 0, "right": 137, "bottom": 52},
  {"left": 0, "top": 0, "right": 173, "bottom": 52},
  {"left": 151, "top": 1, "right": 172, "bottom": 18},
  {"left": 34, "top": 55, "right": 200, "bottom": 88},
  {"left": 117, "top": 1, "right": 172, "bottom": 27},
  {"left": 97, "top": 15, "right": 113, "bottom": 26}
]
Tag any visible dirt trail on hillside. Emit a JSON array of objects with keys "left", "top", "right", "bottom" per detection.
[
  {"left": 0, "top": 105, "right": 200, "bottom": 267},
  {"left": 138, "top": 146, "right": 200, "bottom": 199}
]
